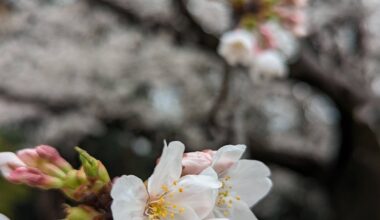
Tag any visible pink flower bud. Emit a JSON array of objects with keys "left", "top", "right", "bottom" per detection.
[
  {"left": 181, "top": 150, "right": 214, "bottom": 175},
  {"left": 274, "top": 5, "right": 308, "bottom": 37},
  {"left": 8, "top": 167, "right": 63, "bottom": 189},
  {"left": 17, "top": 146, "right": 67, "bottom": 178},
  {"left": 17, "top": 149, "right": 39, "bottom": 167},
  {"left": 36, "top": 145, "right": 73, "bottom": 172},
  {"left": 258, "top": 26, "right": 277, "bottom": 50},
  {"left": 0, "top": 152, "right": 25, "bottom": 178}
]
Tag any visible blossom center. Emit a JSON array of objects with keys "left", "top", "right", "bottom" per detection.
[
  {"left": 145, "top": 183, "right": 185, "bottom": 220},
  {"left": 216, "top": 175, "right": 241, "bottom": 217}
]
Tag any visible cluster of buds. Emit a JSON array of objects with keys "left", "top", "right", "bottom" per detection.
[
  {"left": 0, "top": 145, "right": 73, "bottom": 189},
  {"left": 0, "top": 145, "right": 111, "bottom": 219},
  {"left": 218, "top": 0, "right": 309, "bottom": 81}
]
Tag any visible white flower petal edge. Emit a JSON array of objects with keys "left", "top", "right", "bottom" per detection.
[
  {"left": 213, "top": 199, "right": 258, "bottom": 220},
  {"left": 212, "top": 145, "right": 246, "bottom": 174},
  {"left": 111, "top": 141, "right": 222, "bottom": 220},
  {"left": 0, "top": 213, "right": 9, "bottom": 220},
  {"left": 206, "top": 219, "right": 229, "bottom": 220},
  {"left": 148, "top": 141, "right": 184, "bottom": 197},
  {"left": 111, "top": 175, "right": 149, "bottom": 220},
  {"left": 0, "top": 152, "right": 26, "bottom": 177},
  {"left": 225, "top": 160, "right": 272, "bottom": 207}
]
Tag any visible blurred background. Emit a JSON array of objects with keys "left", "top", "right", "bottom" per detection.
[{"left": 1, "top": 0, "right": 380, "bottom": 219}]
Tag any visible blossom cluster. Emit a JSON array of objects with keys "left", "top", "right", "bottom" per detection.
[
  {"left": 218, "top": 0, "right": 309, "bottom": 80},
  {"left": 0, "top": 141, "right": 272, "bottom": 220}
]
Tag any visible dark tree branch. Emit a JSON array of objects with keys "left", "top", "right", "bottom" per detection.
[{"left": 208, "top": 62, "right": 231, "bottom": 126}]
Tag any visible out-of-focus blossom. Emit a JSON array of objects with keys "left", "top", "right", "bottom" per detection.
[
  {"left": 260, "top": 22, "right": 299, "bottom": 59},
  {"left": 274, "top": 0, "right": 308, "bottom": 37},
  {"left": 111, "top": 141, "right": 221, "bottom": 220},
  {"left": 257, "top": 25, "right": 277, "bottom": 51},
  {"left": 218, "top": 29, "right": 255, "bottom": 66},
  {"left": 251, "top": 50, "right": 288, "bottom": 80},
  {"left": 181, "top": 145, "right": 272, "bottom": 220},
  {"left": 187, "top": 0, "right": 232, "bottom": 34}
]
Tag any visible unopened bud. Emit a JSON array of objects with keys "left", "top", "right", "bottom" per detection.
[
  {"left": 17, "top": 147, "right": 68, "bottom": 178},
  {"left": 36, "top": 145, "right": 73, "bottom": 172},
  {"left": 8, "top": 167, "right": 63, "bottom": 189},
  {"left": 181, "top": 150, "right": 214, "bottom": 175},
  {"left": 17, "top": 149, "right": 39, "bottom": 167},
  {"left": 75, "top": 147, "right": 110, "bottom": 183},
  {"left": 64, "top": 169, "right": 87, "bottom": 189}
]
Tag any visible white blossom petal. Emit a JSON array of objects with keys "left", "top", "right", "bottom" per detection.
[
  {"left": 0, "top": 152, "right": 26, "bottom": 177},
  {"left": 207, "top": 219, "right": 229, "bottom": 220},
  {"left": 212, "top": 145, "right": 246, "bottom": 174},
  {"left": 0, "top": 213, "right": 9, "bottom": 220},
  {"left": 213, "top": 198, "right": 257, "bottom": 220},
  {"left": 148, "top": 141, "right": 185, "bottom": 196},
  {"left": 168, "top": 168, "right": 221, "bottom": 219},
  {"left": 172, "top": 205, "right": 201, "bottom": 220},
  {"left": 111, "top": 175, "right": 148, "bottom": 220},
  {"left": 226, "top": 160, "right": 272, "bottom": 207}
]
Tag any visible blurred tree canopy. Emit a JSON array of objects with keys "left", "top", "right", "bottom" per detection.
[{"left": 0, "top": 0, "right": 380, "bottom": 219}]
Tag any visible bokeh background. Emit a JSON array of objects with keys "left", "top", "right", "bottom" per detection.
[{"left": 1, "top": 0, "right": 380, "bottom": 219}]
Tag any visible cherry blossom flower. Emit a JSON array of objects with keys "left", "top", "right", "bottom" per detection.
[
  {"left": 218, "top": 29, "right": 255, "bottom": 66},
  {"left": 111, "top": 141, "right": 222, "bottom": 220},
  {"left": 275, "top": 0, "right": 309, "bottom": 37},
  {"left": 181, "top": 145, "right": 272, "bottom": 220}
]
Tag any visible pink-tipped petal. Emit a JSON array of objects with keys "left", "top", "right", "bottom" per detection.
[
  {"left": 182, "top": 150, "right": 214, "bottom": 175},
  {"left": 17, "top": 149, "right": 39, "bottom": 167},
  {"left": 8, "top": 167, "right": 62, "bottom": 189},
  {"left": 36, "top": 145, "right": 72, "bottom": 172},
  {"left": 0, "top": 152, "right": 25, "bottom": 178}
]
